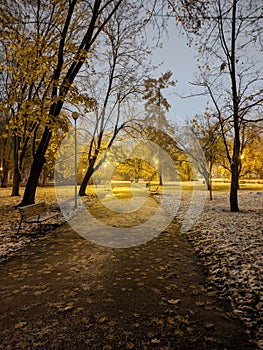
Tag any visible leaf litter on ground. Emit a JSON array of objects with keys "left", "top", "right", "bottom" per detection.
[{"left": 0, "top": 186, "right": 262, "bottom": 348}]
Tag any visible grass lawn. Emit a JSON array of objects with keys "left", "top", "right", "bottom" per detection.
[{"left": 0, "top": 180, "right": 262, "bottom": 208}]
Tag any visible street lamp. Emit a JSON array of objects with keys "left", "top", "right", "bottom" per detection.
[
  {"left": 72, "top": 111, "right": 79, "bottom": 208},
  {"left": 153, "top": 158, "right": 159, "bottom": 166}
]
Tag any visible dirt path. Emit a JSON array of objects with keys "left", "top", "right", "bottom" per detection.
[{"left": 0, "top": 198, "right": 255, "bottom": 349}]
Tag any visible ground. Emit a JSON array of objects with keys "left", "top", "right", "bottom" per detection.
[{"left": 0, "top": 184, "right": 262, "bottom": 349}]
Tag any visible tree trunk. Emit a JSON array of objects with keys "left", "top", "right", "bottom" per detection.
[
  {"left": 79, "top": 157, "right": 96, "bottom": 196},
  {"left": 229, "top": 0, "right": 240, "bottom": 212},
  {"left": 19, "top": 128, "right": 52, "bottom": 206},
  {"left": 208, "top": 159, "right": 213, "bottom": 200},
  {"left": 203, "top": 171, "right": 210, "bottom": 191},
  {"left": 11, "top": 167, "right": 21, "bottom": 196},
  {"left": 209, "top": 176, "right": 212, "bottom": 201},
  {"left": 159, "top": 173, "right": 163, "bottom": 186},
  {"left": 203, "top": 174, "right": 212, "bottom": 200},
  {"left": 1, "top": 139, "right": 10, "bottom": 188},
  {"left": 230, "top": 161, "right": 239, "bottom": 212},
  {"left": 41, "top": 166, "right": 48, "bottom": 187},
  {"left": 11, "top": 135, "right": 21, "bottom": 196},
  {"left": 229, "top": 132, "right": 240, "bottom": 212},
  {"left": 1, "top": 161, "right": 9, "bottom": 188},
  {"left": 1, "top": 169, "right": 8, "bottom": 187}
]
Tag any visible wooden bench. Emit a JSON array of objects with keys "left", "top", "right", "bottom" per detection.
[
  {"left": 17, "top": 202, "right": 60, "bottom": 234},
  {"left": 148, "top": 183, "right": 159, "bottom": 195}
]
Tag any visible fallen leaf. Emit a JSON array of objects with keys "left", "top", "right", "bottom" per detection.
[
  {"left": 204, "top": 322, "right": 214, "bottom": 329},
  {"left": 168, "top": 299, "right": 181, "bottom": 305}
]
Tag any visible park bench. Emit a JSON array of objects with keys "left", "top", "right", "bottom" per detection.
[
  {"left": 147, "top": 183, "right": 159, "bottom": 195},
  {"left": 17, "top": 202, "right": 60, "bottom": 234}
]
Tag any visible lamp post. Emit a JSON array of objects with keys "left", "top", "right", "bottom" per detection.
[{"left": 72, "top": 112, "right": 79, "bottom": 208}]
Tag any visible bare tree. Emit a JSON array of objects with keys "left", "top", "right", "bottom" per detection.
[
  {"left": 171, "top": 0, "right": 263, "bottom": 211},
  {"left": 185, "top": 112, "right": 221, "bottom": 200},
  {"left": 77, "top": 3, "right": 152, "bottom": 195}
]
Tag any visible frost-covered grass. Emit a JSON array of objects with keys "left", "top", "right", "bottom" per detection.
[{"left": 164, "top": 190, "right": 263, "bottom": 348}]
